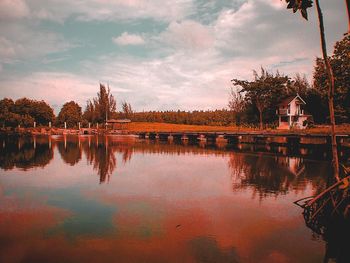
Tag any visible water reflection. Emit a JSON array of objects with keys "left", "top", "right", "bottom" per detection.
[
  {"left": 57, "top": 136, "right": 82, "bottom": 166},
  {"left": 189, "top": 236, "right": 239, "bottom": 263},
  {"left": 0, "top": 135, "right": 346, "bottom": 262},
  {"left": 228, "top": 153, "right": 330, "bottom": 199},
  {"left": 0, "top": 135, "right": 334, "bottom": 194},
  {"left": 0, "top": 136, "right": 53, "bottom": 170},
  {"left": 82, "top": 138, "right": 117, "bottom": 183}
]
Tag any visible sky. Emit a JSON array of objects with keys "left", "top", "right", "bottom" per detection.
[{"left": 0, "top": 0, "right": 347, "bottom": 113}]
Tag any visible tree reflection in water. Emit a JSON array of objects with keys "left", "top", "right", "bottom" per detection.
[
  {"left": 2, "top": 135, "right": 349, "bottom": 262},
  {"left": 228, "top": 153, "right": 330, "bottom": 199},
  {"left": 57, "top": 135, "right": 82, "bottom": 166},
  {"left": 54, "top": 135, "right": 136, "bottom": 183},
  {"left": 0, "top": 135, "right": 136, "bottom": 183},
  {"left": 0, "top": 136, "right": 53, "bottom": 170},
  {"left": 82, "top": 137, "right": 117, "bottom": 183}
]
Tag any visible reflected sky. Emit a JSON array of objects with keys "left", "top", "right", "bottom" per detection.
[{"left": 0, "top": 135, "right": 337, "bottom": 262}]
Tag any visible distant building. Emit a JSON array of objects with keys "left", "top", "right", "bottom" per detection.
[{"left": 277, "top": 94, "right": 311, "bottom": 129}]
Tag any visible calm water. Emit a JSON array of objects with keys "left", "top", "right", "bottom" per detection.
[{"left": 0, "top": 135, "right": 343, "bottom": 263}]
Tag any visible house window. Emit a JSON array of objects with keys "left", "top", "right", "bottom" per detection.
[{"left": 292, "top": 116, "right": 298, "bottom": 122}]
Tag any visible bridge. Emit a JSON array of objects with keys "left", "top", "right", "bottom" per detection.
[{"left": 135, "top": 131, "right": 350, "bottom": 147}]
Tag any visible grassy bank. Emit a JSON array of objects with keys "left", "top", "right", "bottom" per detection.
[
  {"left": 1, "top": 122, "right": 349, "bottom": 135},
  {"left": 126, "top": 122, "right": 350, "bottom": 134}
]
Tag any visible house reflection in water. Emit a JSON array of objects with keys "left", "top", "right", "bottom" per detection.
[
  {"left": 277, "top": 156, "right": 305, "bottom": 177},
  {"left": 228, "top": 153, "right": 330, "bottom": 199}
]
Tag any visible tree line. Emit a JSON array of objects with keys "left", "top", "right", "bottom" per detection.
[
  {"left": 0, "top": 34, "right": 348, "bottom": 128},
  {"left": 0, "top": 97, "right": 55, "bottom": 127}
]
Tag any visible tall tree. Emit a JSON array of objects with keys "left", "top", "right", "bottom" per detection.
[
  {"left": 93, "top": 84, "right": 117, "bottom": 123},
  {"left": 0, "top": 98, "right": 15, "bottom": 127},
  {"left": 313, "top": 35, "right": 350, "bottom": 123},
  {"left": 121, "top": 101, "right": 133, "bottom": 119},
  {"left": 57, "top": 101, "right": 82, "bottom": 128},
  {"left": 228, "top": 88, "right": 246, "bottom": 125},
  {"left": 0, "top": 98, "right": 14, "bottom": 113},
  {"left": 232, "top": 68, "right": 289, "bottom": 129},
  {"left": 283, "top": 0, "right": 340, "bottom": 180},
  {"left": 31, "top": 100, "right": 55, "bottom": 125},
  {"left": 290, "top": 73, "right": 311, "bottom": 96},
  {"left": 83, "top": 100, "right": 95, "bottom": 123},
  {"left": 345, "top": 0, "right": 350, "bottom": 32}
]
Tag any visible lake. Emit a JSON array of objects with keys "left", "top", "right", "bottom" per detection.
[{"left": 0, "top": 135, "right": 344, "bottom": 262}]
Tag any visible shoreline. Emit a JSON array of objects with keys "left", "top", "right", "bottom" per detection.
[
  {"left": 1, "top": 125, "right": 350, "bottom": 148},
  {"left": 1, "top": 122, "right": 350, "bottom": 136}
]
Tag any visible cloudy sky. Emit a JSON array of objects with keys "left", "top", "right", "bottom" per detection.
[{"left": 0, "top": 0, "right": 347, "bottom": 113}]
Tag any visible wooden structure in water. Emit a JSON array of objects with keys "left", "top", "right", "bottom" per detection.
[
  {"left": 295, "top": 166, "right": 350, "bottom": 238},
  {"left": 136, "top": 131, "right": 350, "bottom": 148}
]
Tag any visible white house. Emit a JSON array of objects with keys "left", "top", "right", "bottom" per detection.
[{"left": 277, "top": 94, "right": 311, "bottom": 129}]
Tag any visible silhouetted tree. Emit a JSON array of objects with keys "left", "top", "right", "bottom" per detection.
[
  {"left": 121, "top": 101, "right": 133, "bottom": 119},
  {"left": 313, "top": 35, "right": 350, "bottom": 123},
  {"left": 0, "top": 98, "right": 14, "bottom": 113},
  {"left": 290, "top": 74, "right": 310, "bottom": 96},
  {"left": 83, "top": 100, "right": 95, "bottom": 123},
  {"left": 228, "top": 88, "right": 246, "bottom": 125},
  {"left": 284, "top": 0, "right": 313, "bottom": 20},
  {"left": 232, "top": 68, "right": 289, "bottom": 129},
  {"left": 13, "top": 98, "right": 55, "bottom": 125},
  {"left": 93, "top": 84, "right": 117, "bottom": 123},
  {"left": 0, "top": 97, "right": 55, "bottom": 127},
  {"left": 57, "top": 101, "right": 82, "bottom": 128},
  {"left": 0, "top": 98, "right": 16, "bottom": 127}
]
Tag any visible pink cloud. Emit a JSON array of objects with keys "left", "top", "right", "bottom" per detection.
[
  {"left": 113, "top": 32, "right": 145, "bottom": 46},
  {"left": 0, "top": 0, "right": 29, "bottom": 21},
  {"left": 158, "top": 20, "right": 214, "bottom": 51}
]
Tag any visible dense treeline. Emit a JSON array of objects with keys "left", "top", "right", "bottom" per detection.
[
  {"left": 0, "top": 98, "right": 55, "bottom": 127},
  {"left": 130, "top": 109, "right": 236, "bottom": 126},
  {"left": 0, "top": 35, "right": 348, "bottom": 128}
]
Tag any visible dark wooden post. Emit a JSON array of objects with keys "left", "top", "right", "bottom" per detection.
[{"left": 315, "top": 0, "right": 340, "bottom": 181}]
